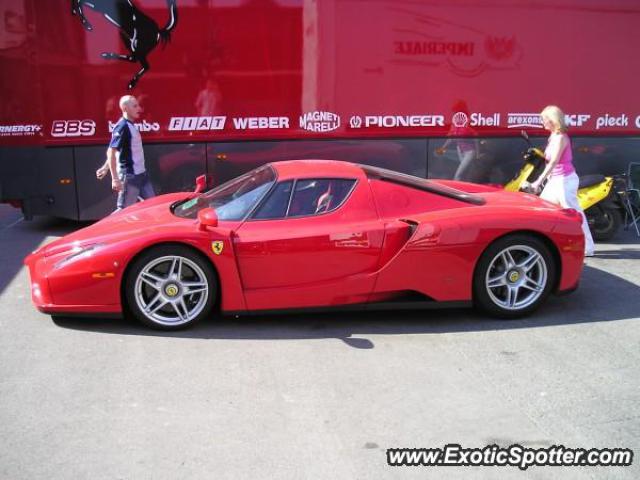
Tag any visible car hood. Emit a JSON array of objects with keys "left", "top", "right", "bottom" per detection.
[{"left": 42, "top": 192, "right": 194, "bottom": 257}]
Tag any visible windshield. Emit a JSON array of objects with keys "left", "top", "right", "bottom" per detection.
[{"left": 173, "top": 165, "right": 276, "bottom": 220}]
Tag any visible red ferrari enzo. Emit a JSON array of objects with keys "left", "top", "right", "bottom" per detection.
[{"left": 25, "top": 160, "right": 585, "bottom": 330}]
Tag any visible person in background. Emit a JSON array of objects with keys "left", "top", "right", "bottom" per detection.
[
  {"left": 436, "top": 100, "right": 479, "bottom": 181},
  {"left": 96, "top": 95, "right": 155, "bottom": 210},
  {"left": 530, "top": 105, "right": 595, "bottom": 257}
]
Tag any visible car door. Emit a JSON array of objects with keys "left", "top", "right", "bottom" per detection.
[{"left": 233, "top": 177, "right": 386, "bottom": 310}]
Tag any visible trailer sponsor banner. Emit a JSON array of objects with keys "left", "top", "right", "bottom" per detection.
[{"left": 2, "top": 0, "right": 640, "bottom": 146}]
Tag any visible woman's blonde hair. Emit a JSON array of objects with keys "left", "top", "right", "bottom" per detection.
[{"left": 541, "top": 105, "right": 567, "bottom": 133}]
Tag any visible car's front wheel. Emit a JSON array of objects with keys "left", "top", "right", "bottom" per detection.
[
  {"left": 125, "top": 245, "right": 216, "bottom": 330},
  {"left": 473, "top": 235, "right": 556, "bottom": 318}
]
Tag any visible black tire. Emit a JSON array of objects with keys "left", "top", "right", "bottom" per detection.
[
  {"left": 473, "top": 234, "right": 556, "bottom": 319},
  {"left": 124, "top": 245, "right": 216, "bottom": 330},
  {"left": 586, "top": 204, "right": 622, "bottom": 242}
]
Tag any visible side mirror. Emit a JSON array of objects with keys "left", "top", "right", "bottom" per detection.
[{"left": 198, "top": 207, "right": 218, "bottom": 230}]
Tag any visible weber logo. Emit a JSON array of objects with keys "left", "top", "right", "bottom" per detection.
[
  {"left": 299, "top": 111, "right": 340, "bottom": 133},
  {"left": 168, "top": 117, "right": 226, "bottom": 131},
  {"left": 51, "top": 120, "right": 96, "bottom": 137},
  {"left": 233, "top": 117, "right": 289, "bottom": 130}
]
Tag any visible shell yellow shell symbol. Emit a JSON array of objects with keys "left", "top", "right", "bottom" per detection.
[{"left": 211, "top": 241, "right": 224, "bottom": 255}]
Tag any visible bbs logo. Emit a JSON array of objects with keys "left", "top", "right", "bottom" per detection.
[{"left": 51, "top": 120, "right": 96, "bottom": 137}]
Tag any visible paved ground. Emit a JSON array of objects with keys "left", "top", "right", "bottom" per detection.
[{"left": 1, "top": 204, "right": 639, "bottom": 479}]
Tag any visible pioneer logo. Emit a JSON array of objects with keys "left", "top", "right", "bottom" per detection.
[
  {"left": 507, "top": 113, "right": 543, "bottom": 129},
  {"left": 0, "top": 124, "right": 42, "bottom": 137},
  {"left": 360, "top": 115, "right": 445, "bottom": 128},
  {"left": 299, "top": 111, "right": 340, "bottom": 132},
  {"left": 350, "top": 116, "right": 363, "bottom": 128},
  {"left": 168, "top": 117, "right": 225, "bottom": 132},
  {"left": 51, "top": 120, "right": 96, "bottom": 137},
  {"left": 233, "top": 117, "right": 289, "bottom": 130}
]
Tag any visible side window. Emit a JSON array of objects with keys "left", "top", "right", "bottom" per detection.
[
  {"left": 288, "top": 179, "right": 356, "bottom": 217},
  {"left": 252, "top": 181, "right": 293, "bottom": 220}
]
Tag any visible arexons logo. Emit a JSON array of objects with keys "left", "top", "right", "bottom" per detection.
[
  {"left": 168, "top": 117, "right": 225, "bottom": 132},
  {"left": 348, "top": 115, "right": 445, "bottom": 129},
  {"left": 51, "top": 120, "right": 96, "bottom": 137},
  {"left": 0, "top": 124, "right": 42, "bottom": 137},
  {"left": 507, "top": 113, "right": 543, "bottom": 129},
  {"left": 299, "top": 111, "right": 340, "bottom": 132},
  {"left": 109, "top": 120, "right": 160, "bottom": 133}
]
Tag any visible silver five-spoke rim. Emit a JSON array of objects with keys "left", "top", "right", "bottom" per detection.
[
  {"left": 485, "top": 245, "right": 548, "bottom": 311},
  {"left": 135, "top": 255, "right": 209, "bottom": 326}
]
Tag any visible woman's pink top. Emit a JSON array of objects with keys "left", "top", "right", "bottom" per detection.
[{"left": 544, "top": 132, "right": 575, "bottom": 176}]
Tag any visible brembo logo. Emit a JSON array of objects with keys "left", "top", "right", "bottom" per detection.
[
  {"left": 299, "top": 111, "right": 340, "bottom": 132},
  {"left": 109, "top": 120, "right": 160, "bottom": 133},
  {"left": 51, "top": 120, "right": 96, "bottom": 137},
  {"left": 348, "top": 115, "right": 445, "bottom": 128}
]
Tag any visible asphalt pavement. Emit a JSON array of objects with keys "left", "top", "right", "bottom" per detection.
[{"left": 1, "top": 204, "right": 639, "bottom": 480}]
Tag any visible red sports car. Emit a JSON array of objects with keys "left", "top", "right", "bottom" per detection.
[{"left": 25, "top": 160, "right": 585, "bottom": 330}]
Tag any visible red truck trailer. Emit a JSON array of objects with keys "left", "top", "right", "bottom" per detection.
[{"left": 1, "top": 0, "right": 639, "bottom": 219}]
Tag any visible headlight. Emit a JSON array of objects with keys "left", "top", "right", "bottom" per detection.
[{"left": 53, "top": 243, "right": 104, "bottom": 270}]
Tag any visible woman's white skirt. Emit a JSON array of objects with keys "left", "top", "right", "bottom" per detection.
[{"left": 540, "top": 172, "right": 595, "bottom": 255}]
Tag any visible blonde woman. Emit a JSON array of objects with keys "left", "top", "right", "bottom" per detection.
[{"left": 530, "top": 105, "right": 595, "bottom": 256}]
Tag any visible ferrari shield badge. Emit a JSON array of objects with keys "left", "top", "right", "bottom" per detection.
[{"left": 211, "top": 241, "right": 224, "bottom": 255}]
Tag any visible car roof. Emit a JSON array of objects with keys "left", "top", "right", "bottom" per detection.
[{"left": 269, "top": 160, "right": 366, "bottom": 181}]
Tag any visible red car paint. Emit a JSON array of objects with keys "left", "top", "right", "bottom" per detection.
[{"left": 24, "top": 160, "right": 584, "bottom": 317}]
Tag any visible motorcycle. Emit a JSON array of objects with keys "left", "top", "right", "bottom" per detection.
[{"left": 505, "top": 131, "right": 625, "bottom": 241}]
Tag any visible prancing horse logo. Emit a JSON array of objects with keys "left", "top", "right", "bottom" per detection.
[
  {"left": 70, "top": 0, "right": 179, "bottom": 90},
  {"left": 211, "top": 241, "right": 224, "bottom": 255}
]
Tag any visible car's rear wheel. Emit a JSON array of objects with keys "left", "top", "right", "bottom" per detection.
[
  {"left": 125, "top": 245, "right": 216, "bottom": 330},
  {"left": 473, "top": 235, "right": 556, "bottom": 318}
]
